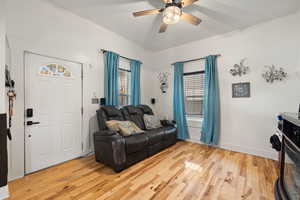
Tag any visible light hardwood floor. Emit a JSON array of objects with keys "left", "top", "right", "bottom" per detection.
[{"left": 8, "top": 141, "right": 279, "bottom": 200}]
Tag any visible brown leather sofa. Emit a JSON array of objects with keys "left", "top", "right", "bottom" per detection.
[
  {"left": 94, "top": 105, "right": 177, "bottom": 172},
  {"left": 0, "top": 114, "right": 8, "bottom": 187}
]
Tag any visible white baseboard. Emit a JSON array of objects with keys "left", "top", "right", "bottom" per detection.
[
  {"left": 220, "top": 143, "right": 278, "bottom": 160},
  {"left": 185, "top": 139, "right": 278, "bottom": 161},
  {"left": 82, "top": 151, "right": 94, "bottom": 157},
  {"left": 0, "top": 185, "right": 9, "bottom": 200},
  {"left": 8, "top": 175, "right": 23, "bottom": 182}
]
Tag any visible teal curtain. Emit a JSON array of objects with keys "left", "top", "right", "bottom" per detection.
[
  {"left": 173, "top": 62, "right": 189, "bottom": 140},
  {"left": 104, "top": 51, "right": 120, "bottom": 106},
  {"left": 130, "top": 60, "right": 142, "bottom": 106},
  {"left": 201, "top": 55, "right": 220, "bottom": 145}
]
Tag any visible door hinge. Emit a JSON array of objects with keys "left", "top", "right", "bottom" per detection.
[
  {"left": 81, "top": 142, "right": 84, "bottom": 151},
  {"left": 81, "top": 107, "right": 83, "bottom": 115}
]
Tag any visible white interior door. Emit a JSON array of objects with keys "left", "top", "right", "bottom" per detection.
[{"left": 25, "top": 52, "right": 83, "bottom": 174}]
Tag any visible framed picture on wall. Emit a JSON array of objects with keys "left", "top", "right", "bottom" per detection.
[{"left": 232, "top": 82, "right": 251, "bottom": 98}]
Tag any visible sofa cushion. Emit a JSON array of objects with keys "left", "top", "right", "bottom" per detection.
[
  {"left": 96, "top": 109, "right": 108, "bottom": 130},
  {"left": 138, "top": 105, "right": 154, "bottom": 115},
  {"left": 144, "top": 114, "right": 162, "bottom": 129},
  {"left": 122, "top": 106, "right": 146, "bottom": 130},
  {"left": 145, "top": 128, "right": 164, "bottom": 145},
  {"left": 125, "top": 134, "right": 148, "bottom": 154},
  {"left": 101, "top": 106, "right": 123, "bottom": 121},
  {"left": 126, "top": 106, "right": 139, "bottom": 114}
]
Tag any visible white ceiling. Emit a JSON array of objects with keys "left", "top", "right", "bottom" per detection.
[{"left": 47, "top": 0, "right": 300, "bottom": 51}]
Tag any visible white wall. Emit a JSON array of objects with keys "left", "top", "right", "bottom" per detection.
[
  {"left": 149, "top": 11, "right": 300, "bottom": 160},
  {"left": 6, "top": 0, "right": 156, "bottom": 180}
]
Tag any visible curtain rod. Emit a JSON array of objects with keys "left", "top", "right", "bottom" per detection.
[
  {"left": 99, "top": 49, "right": 143, "bottom": 64},
  {"left": 171, "top": 54, "right": 221, "bottom": 65}
]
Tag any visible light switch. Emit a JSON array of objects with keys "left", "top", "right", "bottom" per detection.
[{"left": 92, "top": 98, "right": 99, "bottom": 104}]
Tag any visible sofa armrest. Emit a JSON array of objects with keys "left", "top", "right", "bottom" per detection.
[
  {"left": 93, "top": 130, "right": 126, "bottom": 172},
  {"left": 161, "top": 120, "right": 176, "bottom": 127}
]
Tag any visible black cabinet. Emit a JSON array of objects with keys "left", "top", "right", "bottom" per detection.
[
  {"left": 0, "top": 113, "right": 8, "bottom": 187},
  {"left": 275, "top": 116, "right": 300, "bottom": 200}
]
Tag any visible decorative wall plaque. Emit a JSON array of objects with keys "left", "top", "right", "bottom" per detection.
[
  {"left": 158, "top": 72, "right": 170, "bottom": 93},
  {"left": 232, "top": 82, "right": 251, "bottom": 98}
]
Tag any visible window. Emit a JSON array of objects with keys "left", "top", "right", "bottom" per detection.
[
  {"left": 184, "top": 71, "right": 205, "bottom": 118},
  {"left": 118, "top": 58, "right": 131, "bottom": 106}
]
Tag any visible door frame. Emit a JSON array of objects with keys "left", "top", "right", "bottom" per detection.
[{"left": 23, "top": 50, "right": 84, "bottom": 174}]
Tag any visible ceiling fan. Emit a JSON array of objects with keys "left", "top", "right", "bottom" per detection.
[{"left": 133, "top": 0, "right": 201, "bottom": 33}]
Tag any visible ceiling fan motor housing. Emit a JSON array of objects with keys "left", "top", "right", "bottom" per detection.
[{"left": 165, "top": 1, "right": 183, "bottom": 9}]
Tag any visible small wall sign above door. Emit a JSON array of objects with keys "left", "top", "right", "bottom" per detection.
[
  {"left": 39, "top": 64, "right": 72, "bottom": 78},
  {"left": 232, "top": 82, "right": 251, "bottom": 98}
]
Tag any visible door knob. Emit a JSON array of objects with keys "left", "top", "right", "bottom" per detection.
[{"left": 27, "top": 121, "right": 40, "bottom": 126}]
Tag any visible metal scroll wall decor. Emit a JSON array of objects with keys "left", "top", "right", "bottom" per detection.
[
  {"left": 158, "top": 72, "right": 170, "bottom": 93},
  {"left": 262, "top": 65, "right": 287, "bottom": 83},
  {"left": 229, "top": 58, "right": 250, "bottom": 77},
  {"left": 5, "top": 64, "right": 15, "bottom": 141}
]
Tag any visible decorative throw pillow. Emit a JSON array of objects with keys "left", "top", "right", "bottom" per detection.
[
  {"left": 106, "top": 120, "right": 121, "bottom": 132},
  {"left": 106, "top": 120, "right": 144, "bottom": 136},
  {"left": 143, "top": 114, "right": 162, "bottom": 129},
  {"left": 118, "top": 121, "right": 144, "bottom": 136}
]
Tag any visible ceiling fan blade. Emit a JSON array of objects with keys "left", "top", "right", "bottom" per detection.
[
  {"left": 182, "top": 0, "right": 199, "bottom": 7},
  {"left": 159, "top": 23, "right": 168, "bottom": 33},
  {"left": 133, "top": 9, "right": 162, "bottom": 17},
  {"left": 181, "top": 12, "right": 201, "bottom": 25}
]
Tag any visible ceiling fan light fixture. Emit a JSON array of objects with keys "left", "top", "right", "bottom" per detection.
[{"left": 163, "top": 6, "right": 182, "bottom": 25}]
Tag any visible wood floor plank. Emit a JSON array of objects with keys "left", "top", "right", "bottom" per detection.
[{"left": 8, "top": 141, "right": 279, "bottom": 200}]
